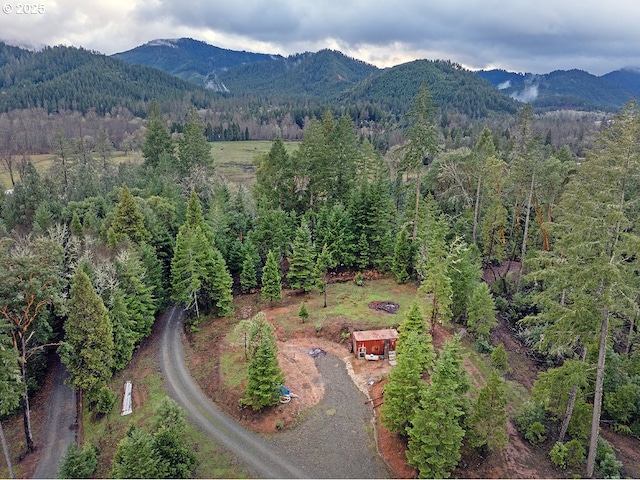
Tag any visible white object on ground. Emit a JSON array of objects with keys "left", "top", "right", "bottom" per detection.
[{"left": 121, "top": 381, "right": 133, "bottom": 415}]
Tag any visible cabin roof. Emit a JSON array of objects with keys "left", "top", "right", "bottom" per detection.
[{"left": 352, "top": 329, "right": 398, "bottom": 342}]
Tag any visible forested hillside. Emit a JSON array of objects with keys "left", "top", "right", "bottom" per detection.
[
  {"left": 114, "top": 38, "right": 284, "bottom": 88},
  {"left": 477, "top": 68, "right": 639, "bottom": 111},
  {"left": 0, "top": 43, "right": 213, "bottom": 116}
]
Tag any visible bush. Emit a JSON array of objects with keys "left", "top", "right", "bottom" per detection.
[
  {"left": 515, "top": 400, "right": 548, "bottom": 445},
  {"left": 59, "top": 444, "right": 99, "bottom": 478},
  {"left": 491, "top": 343, "right": 509, "bottom": 371},
  {"left": 476, "top": 336, "right": 494, "bottom": 354},
  {"left": 525, "top": 421, "right": 546, "bottom": 444},
  {"left": 565, "top": 439, "right": 586, "bottom": 469},
  {"left": 94, "top": 385, "right": 116, "bottom": 414},
  {"left": 595, "top": 437, "right": 623, "bottom": 478},
  {"left": 550, "top": 442, "right": 568, "bottom": 469}
]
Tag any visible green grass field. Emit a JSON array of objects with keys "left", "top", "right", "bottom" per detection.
[{"left": 0, "top": 140, "right": 297, "bottom": 191}]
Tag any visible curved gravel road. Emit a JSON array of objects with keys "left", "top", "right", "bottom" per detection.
[{"left": 159, "top": 305, "right": 309, "bottom": 479}]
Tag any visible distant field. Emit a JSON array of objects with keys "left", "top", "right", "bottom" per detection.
[
  {"left": 0, "top": 141, "right": 297, "bottom": 191},
  {"left": 212, "top": 140, "right": 299, "bottom": 187}
]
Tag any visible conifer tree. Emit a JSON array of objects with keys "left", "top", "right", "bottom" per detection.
[
  {"left": 298, "top": 302, "right": 309, "bottom": 323},
  {"left": 467, "top": 281, "right": 497, "bottom": 338},
  {"left": 108, "top": 185, "right": 151, "bottom": 247},
  {"left": 355, "top": 232, "right": 370, "bottom": 271},
  {"left": 177, "top": 109, "right": 213, "bottom": 174},
  {"left": 142, "top": 101, "right": 174, "bottom": 169},
  {"left": 60, "top": 269, "right": 114, "bottom": 406},
  {"left": 407, "top": 337, "right": 470, "bottom": 478},
  {"left": 261, "top": 250, "right": 282, "bottom": 303},
  {"left": 0, "top": 320, "right": 21, "bottom": 478},
  {"left": 468, "top": 370, "right": 508, "bottom": 452},
  {"left": 108, "top": 290, "right": 136, "bottom": 372},
  {"left": 287, "top": 220, "right": 316, "bottom": 291},
  {"left": 381, "top": 331, "right": 427, "bottom": 436},
  {"left": 115, "top": 249, "right": 156, "bottom": 341},
  {"left": 110, "top": 426, "right": 164, "bottom": 479},
  {"left": 396, "top": 299, "right": 435, "bottom": 373},
  {"left": 242, "top": 314, "right": 284, "bottom": 410},
  {"left": 70, "top": 211, "right": 84, "bottom": 240},
  {"left": 391, "top": 227, "right": 413, "bottom": 284},
  {"left": 240, "top": 251, "right": 258, "bottom": 293}
]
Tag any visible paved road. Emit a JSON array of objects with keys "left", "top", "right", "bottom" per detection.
[
  {"left": 32, "top": 357, "right": 76, "bottom": 479},
  {"left": 159, "top": 305, "right": 309, "bottom": 479}
]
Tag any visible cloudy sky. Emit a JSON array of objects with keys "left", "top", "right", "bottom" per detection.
[{"left": 1, "top": 0, "right": 639, "bottom": 75}]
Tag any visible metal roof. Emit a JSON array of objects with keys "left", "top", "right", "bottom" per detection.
[{"left": 352, "top": 329, "right": 398, "bottom": 342}]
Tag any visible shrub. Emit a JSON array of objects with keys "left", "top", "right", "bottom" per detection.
[
  {"left": 94, "top": 385, "right": 116, "bottom": 415},
  {"left": 595, "top": 437, "right": 623, "bottom": 478},
  {"left": 565, "top": 439, "right": 586, "bottom": 469},
  {"left": 491, "top": 343, "right": 509, "bottom": 371},
  {"left": 550, "top": 442, "right": 568, "bottom": 469},
  {"left": 525, "top": 421, "right": 546, "bottom": 444},
  {"left": 354, "top": 272, "right": 364, "bottom": 286},
  {"left": 59, "top": 444, "right": 99, "bottom": 479},
  {"left": 476, "top": 336, "right": 494, "bottom": 354}
]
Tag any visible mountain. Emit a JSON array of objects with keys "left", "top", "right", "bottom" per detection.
[
  {"left": 601, "top": 68, "right": 640, "bottom": 98},
  {"left": 0, "top": 42, "right": 212, "bottom": 116},
  {"left": 477, "top": 68, "right": 638, "bottom": 111},
  {"left": 343, "top": 60, "right": 521, "bottom": 118},
  {"left": 113, "top": 38, "right": 283, "bottom": 88},
  {"left": 217, "top": 49, "right": 379, "bottom": 98},
  {"left": 114, "top": 39, "right": 516, "bottom": 117}
]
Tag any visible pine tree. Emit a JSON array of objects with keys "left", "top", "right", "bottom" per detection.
[
  {"left": 391, "top": 227, "right": 413, "bottom": 284},
  {"left": 315, "top": 243, "right": 335, "bottom": 308},
  {"left": 177, "top": 109, "right": 213, "bottom": 174},
  {"left": 116, "top": 249, "right": 156, "bottom": 342},
  {"left": 407, "top": 337, "right": 470, "bottom": 478},
  {"left": 70, "top": 211, "right": 84, "bottom": 240},
  {"left": 242, "top": 314, "right": 285, "bottom": 410},
  {"left": 59, "top": 269, "right": 114, "bottom": 404},
  {"left": 467, "top": 281, "right": 497, "bottom": 338},
  {"left": 142, "top": 101, "right": 174, "bottom": 169},
  {"left": 396, "top": 299, "right": 435, "bottom": 373},
  {"left": 381, "top": 331, "right": 427, "bottom": 436},
  {"left": 287, "top": 220, "right": 316, "bottom": 291},
  {"left": 355, "top": 232, "right": 370, "bottom": 271},
  {"left": 240, "top": 251, "right": 258, "bottom": 293},
  {"left": 468, "top": 370, "right": 508, "bottom": 452},
  {"left": 109, "top": 290, "right": 136, "bottom": 372},
  {"left": 261, "top": 250, "right": 282, "bottom": 303},
  {"left": 108, "top": 185, "right": 151, "bottom": 247},
  {"left": 298, "top": 302, "right": 309, "bottom": 323},
  {"left": 110, "top": 426, "right": 165, "bottom": 479}
]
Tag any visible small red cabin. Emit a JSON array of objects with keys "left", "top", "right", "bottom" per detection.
[{"left": 351, "top": 329, "right": 398, "bottom": 359}]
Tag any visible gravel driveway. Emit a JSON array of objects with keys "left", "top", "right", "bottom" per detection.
[{"left": 267, "top": 352, "right": 391, "bottom": 479}]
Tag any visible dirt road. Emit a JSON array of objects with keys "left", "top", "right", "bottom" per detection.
[
  {"left": 159, "top": 305, "right": 309, "bottom": 478},
  {"left": 32, "top": 356, "right": 76, "bottom": 479}
]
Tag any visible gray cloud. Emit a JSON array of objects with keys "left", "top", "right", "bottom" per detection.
[{"left": 1, "top": 0, "right": 639, "bottom": 74}]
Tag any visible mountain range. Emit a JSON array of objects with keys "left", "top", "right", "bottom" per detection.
[
  {"left": 0, "top": 36, "right": 638, "bottom": 121},
  {"left": 115, "top": 38, "right": 639, "bottom": 113}
]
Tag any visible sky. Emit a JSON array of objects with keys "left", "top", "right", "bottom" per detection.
[{"left": 1, "top": 0, "right": 639, "bottom": 75}]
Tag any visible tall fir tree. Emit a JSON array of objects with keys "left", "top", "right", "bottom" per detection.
[
  {"left": 107, "top": 185, "right": 151, "bottom": 248},
  {"left": 381, "top": 331, "right": 428, "bottom": 436},
  {"left": 407, "top": 337, "right": 470, "bottom": 478},
  {"left": 261, "top": 250, "right": 282, "bottom": 303},
  {"left": 59, "top": 269, "right": 114, "bottom": 406},
  {"left": 142, "top": 101, "right": 174, "bottom": 169},
  {"left": 391, "top": 226, "right": 413, "bottom": 284},
  {"left": 242, "top": 313, "right": 285, "bottom": 410},
  {"left": 287, "top": 220, "right": 316, "bottom": 291},
  {"left": 467, "top": 370, "right": 508, "bottom": 452},
  {"left": 177, "top": 109, "right": 213, "bottom": 174}
]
